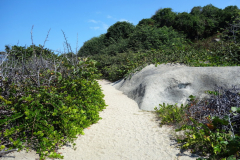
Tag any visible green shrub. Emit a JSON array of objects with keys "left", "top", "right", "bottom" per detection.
[
  {"left": 151, "top": 8, "right": 177, "bottom": 28},
  {"left": 155, "top": 87, "right": 240, "bottom": 160},
  {"left": 89, "top": 52, "right": 137, "bottom": 81},
  {"left": 0, "top": 58, "right": 107, "bottom": 160},
  {"left": 103, "top": 21, "right": 135, "bottom": 47},
  {"left": 99, "top": 38, "right": 131, "bottom": 56},
  {"left": 136, "top": 18, "right": 156, "bottom": 28},
  {"left": 3, "top": 44, "right": 58, "bottom": 68},
  {"left": 78, "top": 34, "right": 107, "bottom": 56},
  {"left": 154, "top": 103, "right": 189, "bottom": 127},
  {"left": 128, "top": 25, "right": 186, "bottom": 51}
]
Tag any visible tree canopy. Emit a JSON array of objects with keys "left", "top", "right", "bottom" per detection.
[{"left": 77, "top": 4, "right": 240, "bottom": 56}]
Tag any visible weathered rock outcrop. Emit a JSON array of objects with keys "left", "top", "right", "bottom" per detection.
[{"left": 112, "top": 63, "right": 240, "bottom": 111}]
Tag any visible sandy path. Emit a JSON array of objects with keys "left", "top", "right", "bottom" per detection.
[{"left": 0, "top": 79, "right": 203, "bottom": 160}]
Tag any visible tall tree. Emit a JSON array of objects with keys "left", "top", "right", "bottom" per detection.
[
  {"left": 220, "top": 5, "right": 240, "bottom": 29},
  {"left": 201, "top": 4, "right": 222, "bottom": 37},
  {"left": 151, "top": 8, "right": 177, "bottom": 28},
  {"left": 174, "top": 12, "right": 194, "bottom": 38},
  {"left": 190, "top": 6, "right": 203, "bottom": 15},
  {"left": 191, "top": 15, "right": 206, "bottom": 40},
  {"left": 128, "top": 25, "right": 186, "bottom": 51},
  {"left": 136, "top": 18, "right": 156, "bottom": 28},
  {"left": 103, "top": 21, "right": 135, "bottom": 47},
  {"left": 78, "top": 34, "right": 107, "bottom": 56}
]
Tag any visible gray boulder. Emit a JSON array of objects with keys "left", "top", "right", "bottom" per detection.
[{"left": 112, "top": 63, "right": 240, "bottom": 111}]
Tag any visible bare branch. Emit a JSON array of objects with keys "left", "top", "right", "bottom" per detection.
[
  {"left": 43, "top": 28, "right": 51, "bottom": 48},
  {"left": 31, "top": 25, "right": 34, "bottom": 46}
]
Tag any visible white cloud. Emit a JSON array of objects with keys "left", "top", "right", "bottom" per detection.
[
  {"left": 88, "top": 18, "right": 109, "bottom": 31},
  {"left": 119, "top": 19, "right": 130, "bottom": 22},
  {"left": 90, "top": 27, "right": 100, "bottom": 30},
  {"left": 106, "top": 15, "right": 133, "bottom": 23},
  {"left": 88, "top": 15, "right": 133, "bottom": 32},
  {"left": 88, "top": 20, "right": 98, "bottom": 23},
  {"left": 106, "top": 15, "right": 117, "bottom": 20}
]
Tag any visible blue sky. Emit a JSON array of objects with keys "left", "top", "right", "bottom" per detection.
[{"left": 0, "top": 0, "right": 239, "bottom": 59}]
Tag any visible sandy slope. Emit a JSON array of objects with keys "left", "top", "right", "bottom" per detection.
[{"left": 0, "top": 79, "right": 204, "bottom": 160}]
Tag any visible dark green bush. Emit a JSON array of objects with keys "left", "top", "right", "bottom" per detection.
[
  {"left": 128, "top": 25, "right": 187, "bottom": 51},
  {"left": 136, "top": 18, "right": 156, "bottom": 28},
  {"left": 149, "top": 5, "right": 240, "bottom": 41},
  {"left": 78, "top": 34, "right": 107, "bottom": 56},
  {"left": 89, "top": 52, "right": 137, "bottom": 81},
  {"left": 221, "top": 5, "right": 239, "bottom": 33},
  {"left": 174, "top": 12, "right": 206, "bottom": 40},
  {"left": 99, "top": 38, "right": 130, "bottom": 56},
  {"left": 103, "top": 21, "right": 135, "bottom": 47},
  {"left": 76, "top": 4, "right": 240, "bottom": 58},
  {"left": 151, "top": 8, "right": 177, "bottom": 28}
]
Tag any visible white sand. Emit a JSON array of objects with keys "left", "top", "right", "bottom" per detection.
[{"left": 0, "top": 79, "right": 204, "bottom": 160}]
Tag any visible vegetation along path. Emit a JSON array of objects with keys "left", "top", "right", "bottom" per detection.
[{"left": 1, "top": 79, "right": 208, "bottom": 160}]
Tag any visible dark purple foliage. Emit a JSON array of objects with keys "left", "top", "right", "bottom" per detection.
[{"left": 185, "top": 84, "right": 240, "bottom": 135}]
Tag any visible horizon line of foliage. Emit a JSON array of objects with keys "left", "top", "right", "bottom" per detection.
[
  {"left": 77, "top": 4, "right": 240, "bottom": 57},
  {"left": 1, "top": 44, "right": 77, "bottom": 70}
]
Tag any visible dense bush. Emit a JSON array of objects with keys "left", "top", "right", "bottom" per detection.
[
  {"left": 177, "top": 85, "right": 240, "bottom": 160},
  {"left": 0, "top": 51, "right": 107, "bottom": 160},
  {"left": 150, "top": 4, "right": 240, "bottom": 41},
  {"left": 77, "top": 4, "right": 240, "bottom": 57},
  {"left": 136, "top": 18, "right": 156, "bottom": 28},
  {"left": 200, "top": 4, "right": 222, "bottom": 37},
  {"left": 98, "top": 38, "right": 131, "bottom": 56},
  {"left": 89, "top": 36, "right": 240, "bottom": 83},
  {"left": 89, "top": 51, "right": 137, "bottom": 81},
  {"left": 3, "top": 44, "right": 58, "bottom": 67},
  {"left": 77, "top": 34, "right": 107, "bottom": 56},
  {"left": 221, "top": 5, "right": 240, "bottom": 27},
  {"left": 174, "top": 12, "right": 206, "bottom": 40},
  {"left": 154, "top": 84, "right": 240, "bottom": 160},
  {"left": 151, "top": 8, "right": 177, "bottom": 28},
  {"left": 128, "top": 25, "right": 186, "bottom": 51},
  {"left": 103, "top": 21, "right": 135, "bottom": 47}
]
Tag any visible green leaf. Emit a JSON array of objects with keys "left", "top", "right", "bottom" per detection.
[
  {"left": 0, "top": 145, "right": 6, "bottom": 150},
  {"left": 213, "top": 145, "right": 221, "bottom": 154},
  {"left": 231, "top": 107, "right": 240, "bottom": 113},
  {"left": 220, "top": 141, "right": 228, "bottom": 145},
  {"left": 58, "top": 75, "right": 62, "bottom": 81}
]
